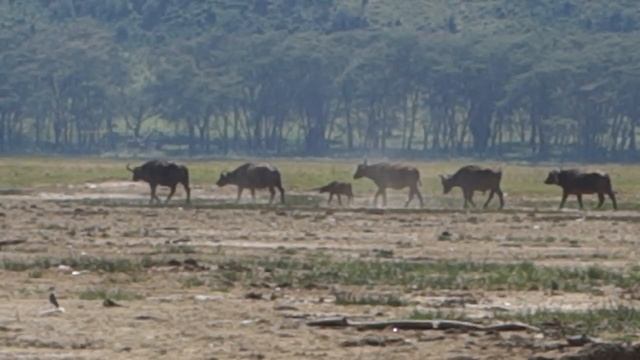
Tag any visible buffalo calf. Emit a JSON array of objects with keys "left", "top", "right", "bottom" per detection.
[
  {"left": 127, "top": 160, "right": 190, "bottom": 204},
  {"left": 217, "top": 163, "right": 285, "bottom": 204},
  {"left": 544, "top": 169, "right": 617, "bottom": 210},
  {"left": 440, "top": 165, "right": 504, "bottom": 209},
  {"left": 353, "top": 160, "right": 423, "bottom": 207},
  {"left": 312, "top": 181, "right": 353, "bottom": 206}
]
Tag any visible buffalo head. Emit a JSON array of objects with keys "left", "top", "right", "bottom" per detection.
[
  {"left": 216, "top": 172, "right": 231, "bottom": 187},
  {"left": 126, "top": 164, "right": 143, "bottom": 182},
  {"left": 439, "top": 175, "right": 454, "bottom": 194},
  {"left": 544, "top": 170, "right": 560, "bottom": 185},
  {"left": 353, "top": 159, "right": 368, "bottom": 179}
]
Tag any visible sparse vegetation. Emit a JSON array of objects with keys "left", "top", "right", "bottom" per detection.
[
  {"left": 218, "top": 256, "right": 640, "bottom": 293},
  {"left": 0, "top": 256, "right": 162, "bottom": 274},
  {"left": 166, "top": 245, "right": 197, "bottom": 255},
  {"left": 334, "top": 291, "right": 407, "bottom": 307},
  {"left": 181, "top": 276, "right": 206, "bottom": 288},
  {"left": 78, "top": 287, "right": 143, "bottom": 301},
  {"left": 27, "top": 270, "right": 42, "bottom": 279},
  {"left": 412, "top": 305, "right": 640, "bottom": 337}
]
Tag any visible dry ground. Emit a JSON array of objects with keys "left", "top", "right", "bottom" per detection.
[{"left": 0, "top": 180, "right": 639, "bottom": 359}]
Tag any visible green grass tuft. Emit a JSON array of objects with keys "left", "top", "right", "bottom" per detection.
[
  {"left": 78, "top": 287, "right": 143, "bottom": 301},
  {"left": 334, "top": 291, "right": 407, "bottom": 307},
  {"left": 215, "top": 256, "right": 640, "bottom": 293},
  {"left": 180, "top": 275, "right": 206, "bottom": 288}
]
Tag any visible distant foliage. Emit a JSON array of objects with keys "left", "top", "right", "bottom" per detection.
[{"left": 1, "top": 0, "right": 640, "bottom": 160}]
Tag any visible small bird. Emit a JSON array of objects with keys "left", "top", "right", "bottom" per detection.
[{"left": 48, "top": 287, "right": 59, "bottom": 308}]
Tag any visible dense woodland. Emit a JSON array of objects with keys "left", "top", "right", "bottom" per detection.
[{"left": 1, "top": 0, "right": 640, "bottom": 160}]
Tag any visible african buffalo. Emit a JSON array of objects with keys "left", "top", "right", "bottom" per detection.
[
  {"left": 440, "top": 165, "right": 504, "bottom": 209},
  {"left": 353, "top": 160, "right": 423, "bottom": 207},
  {"left": 217, "top": 163, "right": 285, "bottom": 204},
  {"left": 544, "top": 169, "right": 617, "bottom": 210},
  {"left": 312, "top": 181, "right": 353, "bottom": 206},
  {"left": 127, "top": 160, "right": 190, "bottom": 204}
]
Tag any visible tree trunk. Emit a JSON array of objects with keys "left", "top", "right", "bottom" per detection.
[
  {"left": 407, "top": 91, "right": 419, "bottom": 151},
  {"left": 345, "top": 102, "right": 354, "bottom": 150},
  {"left": 0, "top": 112, "right": 5, "bottom": 152},
  {"left": 468, "top": 99, "right": 494, "bottom": 154},
  {"left": 188, "top": 119, "right": 196, "bottom": 156},
  {"left": 629, "top": 119, "right": 637, "bottom": 153},
  {"left": 222, "top": 113, "right": 229, "bottom": 154}
]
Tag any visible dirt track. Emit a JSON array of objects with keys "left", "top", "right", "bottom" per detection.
[{"left": 0, "top": 182, "right": 639, "bottom": 359}]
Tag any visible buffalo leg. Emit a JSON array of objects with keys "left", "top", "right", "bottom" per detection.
[
  {"left": 236, "top": 187, "right": 244, "bottom": 203},
  {"left": 268, "top": 187, "right": 276, "bottom": 205},
  {"left": 559, "top": 191, "right": 568, "bottom": 209},
  {"left": 496, "top": 189, "right": 505, "bottom": 209},
  {"left": 405, "top": 188, "right": 415, "bottom": 208},
  {"left": 337, "top": 194, "right": 343, "bottom": 206},
  {"left": 328, "top": 193, "right": 333, "bottom": 205},
  {"left": 373, "top": 189, "right": 383, "bottom": 207},
  {"left": 576, "top": 194, "right": 584, "bottom": 209},
  {"left": 608, "top": 191, "right": 618, "bottom": 210},
  {"left": 165, "top": 185, "right": 176, "bottom": 204},
  {"left": 149, "top": 183, "right": 160, "bottom": 204},
  {"left": 468, "top": 191, "right": 476, "bottom": 208},
  {"left": 148, "top": 184, "right": 155, "bottom": 204},
  {"left": 183, "top": 182, "right": 191, "bottom": 204},
  {"left": 483, "top": 190, "right": 495, "bottom": 209},
  {"left": 462, "top": 190, "right": 469, "bottom": 209},
  {"left": 277, "top": 185, "right": 285, "bottom": 204},
  {"left": 250, "top": 188, "right": 256, "bottom": 203},
  {"left": 414, "top": 186, "right": 424, "bottom": 208},
  {"left": 382, "top": 189, "right": 388, "bottom": 207},
  {"left": 597, "top": 193, "right": 605, "bottom": 208}
]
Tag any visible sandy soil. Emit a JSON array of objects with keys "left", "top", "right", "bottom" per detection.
[{"left": 0, "top": 182, "right": 638, "bottom": 359}]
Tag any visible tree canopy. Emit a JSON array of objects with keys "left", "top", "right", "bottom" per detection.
[{"left": 1, "top": 0, "right": 640, "bottom": 160}]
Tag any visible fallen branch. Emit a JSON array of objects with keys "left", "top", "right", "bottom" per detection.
[
  {"left": 0, "top": 239, "right": 27, "bottom": 247},
  {"left": 307, "top": 316, "right": 349, "bottom": 327},
  {"left": 484, "top": 322, "right": 541, "bottom": 332},
  {"left": 307, "top": 316, "right": 540, "bottom": 332}
]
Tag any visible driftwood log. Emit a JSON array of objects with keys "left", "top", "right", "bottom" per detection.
[
  {"left": 307, "top": 316, "right": 540, "bottom": 332},
  {"left": 0, "top": 239, "right": 27, "bottom": 247}
]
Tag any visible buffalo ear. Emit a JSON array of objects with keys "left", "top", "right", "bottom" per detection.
[
  {"left": 439, "top": 174, "right": 445, "bottom": 180},
  {"left": 126, "top": 163, "right": 133, "bottom": 172}
]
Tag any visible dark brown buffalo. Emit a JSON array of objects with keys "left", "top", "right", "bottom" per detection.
[
  {"left": 127, "top": 160, "right": 190, "bottom": 204},
  {"left": 353, "top": 160, "right": 423, "bottom": 207},
  {"left": 440, "top": 165, "right": 504, "bottom": 209},
  {"left": 544, "top": 169, "right": 617, "bottom": 210},
  {"left": 312, "top": 181, "right": 353, "bottom": 206},
  {"left": 217, "top": 163, "right": 285, "bottom": 204}
]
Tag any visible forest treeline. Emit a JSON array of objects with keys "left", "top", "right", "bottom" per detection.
[{"left": 1, "top": 0, "right": 640, "bottom": 160}]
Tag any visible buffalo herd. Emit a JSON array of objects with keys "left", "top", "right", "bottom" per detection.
[{"left": 127, "top": 160, "right": 618, "bottom": 210}]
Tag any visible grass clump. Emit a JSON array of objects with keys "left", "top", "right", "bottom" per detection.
[
  {"left": 78, "top": 287, "right": 143, "bottom": 301},
  {"left": 227, "top": 256, "right": 640, "bottom": 293},
  {"left": 0, "top": 255, "right": 162, "bottom": 274},
  {"left": 334, "top": 291, "right": 407, "bottom": 307},
  {"left": 181, "top": 275, "right": 206, "bottom": 288},
  {"left": 165, "top": 245, "right": 196, "bottom": 254}
]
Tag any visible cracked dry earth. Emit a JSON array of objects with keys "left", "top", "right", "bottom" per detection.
[{"left": 0, "top": 182, "right": 639, "bottom": 359}]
